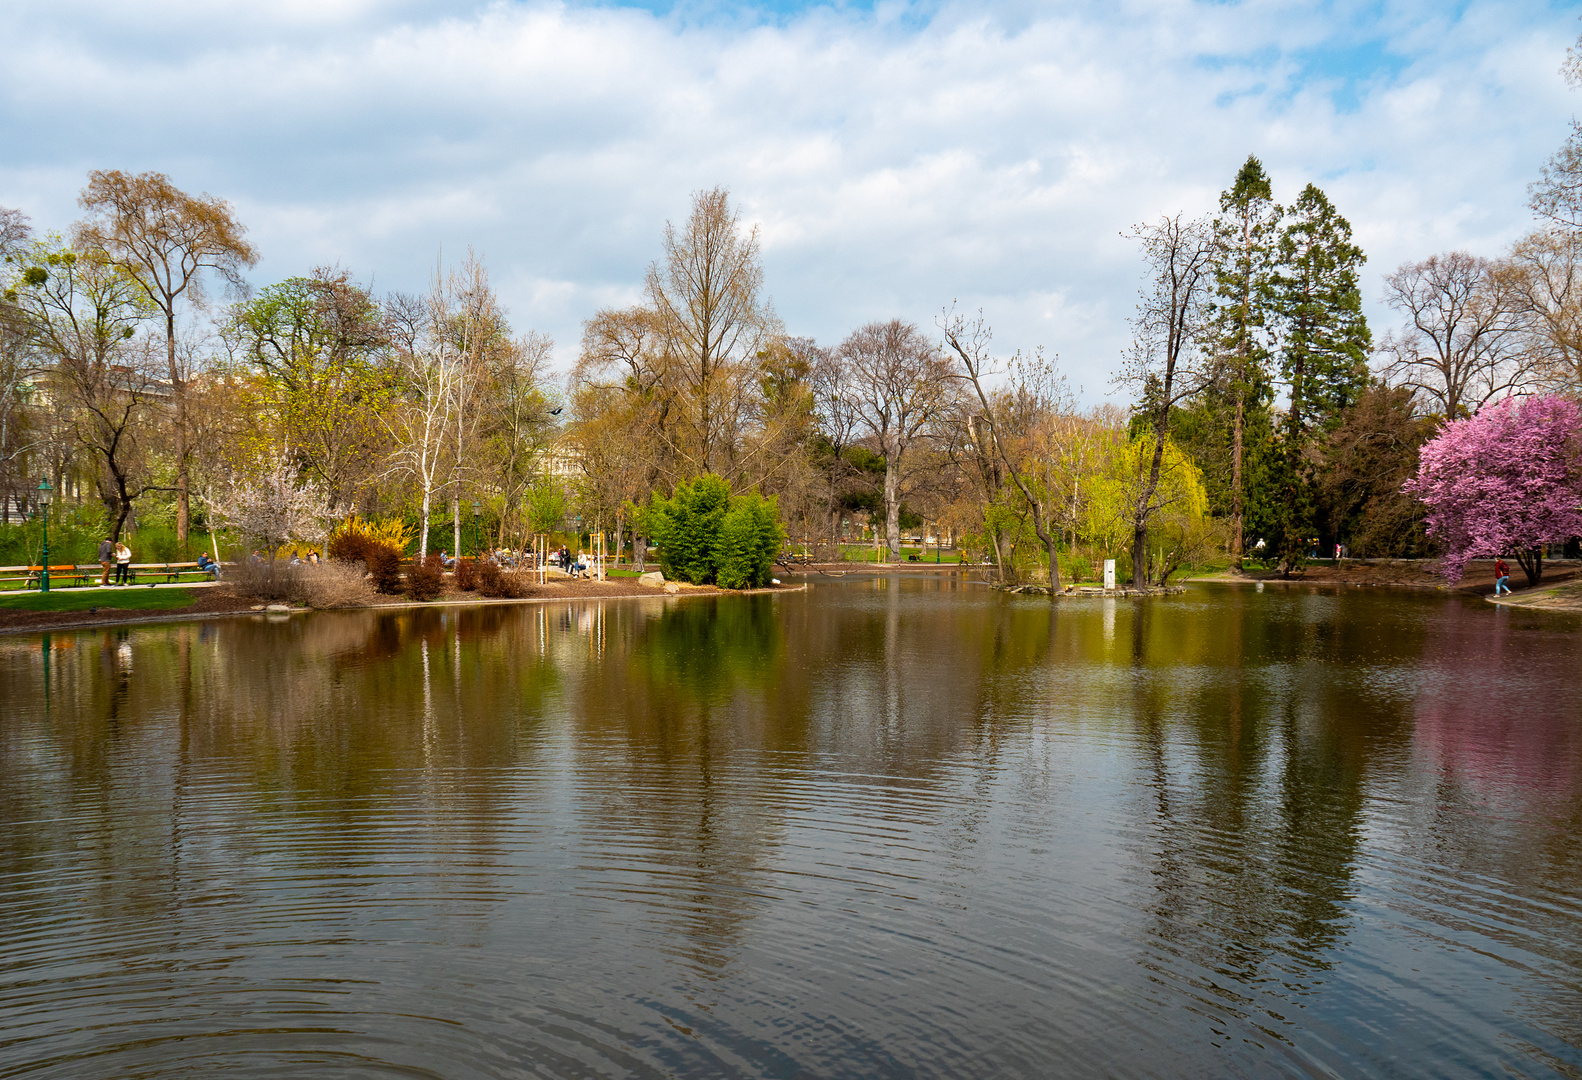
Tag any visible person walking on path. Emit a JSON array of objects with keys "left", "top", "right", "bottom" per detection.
[
  {"left": 97, "top": 536, "right": 114, "bottom": 586},
  {"left": 114, "top": 541, "right": 132, "bottom": 585},
  {"left": 1494, "top": 558, "right": 1512, "bottom": 596}
]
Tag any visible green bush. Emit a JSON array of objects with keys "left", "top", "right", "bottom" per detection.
[
  {"left": 651, "top": 475, "right": 731, "bottom": 584},
  {"left": 0, "top": 503, "right": 110, "bottom": 565},
  {"left": 650, "top": 474, "right": 785, "bottom": 589},
  {"left": 717, "top": 492, "right": 783, "bottom": 589},
  {"left": 138, "top": 526, "right": 181, "bottom": 562}
]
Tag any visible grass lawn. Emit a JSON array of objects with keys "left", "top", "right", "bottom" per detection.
[
  {"left": 1173, "top": 558, "right": 1233, "bottom": 581},
  {"left": 835, "top": 545, "right": 964, "bottom": 563},
  {"left": 0, "top": 587, "right": 202, "bottom": 613}
]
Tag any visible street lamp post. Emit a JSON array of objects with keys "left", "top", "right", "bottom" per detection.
[
  {"left": 37, "top": 478, "right": 53, "bottom": 593},
  {"left": 471, "top": 500, "right": 481, "bottom": 557}
]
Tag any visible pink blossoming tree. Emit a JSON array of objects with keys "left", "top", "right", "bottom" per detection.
[{"left": 1404, "top": 395, "right": 1582, "bottom": 585}]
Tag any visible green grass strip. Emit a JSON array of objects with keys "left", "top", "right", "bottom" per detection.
[{"left": 0, "top": 587, "right": 202, "bottom": 613}]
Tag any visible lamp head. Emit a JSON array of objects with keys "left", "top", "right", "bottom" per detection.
[{"left": 36, "top": 477, "right": 52, "bottom": 507}]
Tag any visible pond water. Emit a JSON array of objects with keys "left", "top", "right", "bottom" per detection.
[{"left": 1, "top": 577, "right": 1581, "bottom": 1079}]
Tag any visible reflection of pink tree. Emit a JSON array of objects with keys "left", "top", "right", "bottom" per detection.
[
  {"left": 1404, "top": 395, "right": 1582, "bottom": 585},
  {"left": 1413, "top": 600, "right": 1580, "bottom": 803}
]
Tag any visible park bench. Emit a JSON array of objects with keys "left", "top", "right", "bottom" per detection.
[
  {"left": 128, "top": 561, "right": 204, "bottom": 584},
  {"left": 23, "top": 564, "right": 96, "bottom": 589}
]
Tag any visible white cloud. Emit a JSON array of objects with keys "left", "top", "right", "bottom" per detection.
[{"left": 1, "top": 0, "right": 1577, "bottom": 398}]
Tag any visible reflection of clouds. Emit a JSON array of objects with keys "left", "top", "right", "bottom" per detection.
[{"left": 1, "top": 586, "right": 1580, "bottom": 1076}]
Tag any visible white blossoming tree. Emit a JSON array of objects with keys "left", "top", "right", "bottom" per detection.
[{"left": 209, "top": 459, "right": 330, "bottom": 559}]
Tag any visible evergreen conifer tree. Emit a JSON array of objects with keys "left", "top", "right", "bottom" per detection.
[
  {"left": 1266, "top": 184, "right": 1372, "bottom": 572},
  {"left": 1209, "top": 155, "right": 1282, "bottom": 568},
  {"left": 1275, "top": 184, "right": 1371, "bottom": 435}
]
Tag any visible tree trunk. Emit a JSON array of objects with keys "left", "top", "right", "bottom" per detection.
[
  {"left": 111, "top": 467, "right": 133, "bottom": 543},
  {"left": 1231, "top": 389, "right": 1244, "bottom": 570},
  {"left": 1515, "top": 546, "right": 1543, "bottom": 587},
  {"left": 418, "top": 486, "right": 432, "bottom": 560},
  {"left": 884, "top": 458, "right": 901, "bottom": 562},
  {"left": 989, "top": 526, "right": 1008, "bottom": 584},
  {"left": 1129, "top": 421, "right": 1170, "bottom": 586},
  {"left": 167, "top": 312, "right": 191, "bottom": 551},
  {"left": 452, "top": 492, "right": 461, "bottom": 557}
]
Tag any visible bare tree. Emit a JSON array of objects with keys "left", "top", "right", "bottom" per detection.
[
  {"left": 941, "top": 308, "right": 1075, "bottom": 590},
  {"left": 1116, "top": 214, "right": 1217, "bottom": 585},
  {"left": 0, "top": 207, "right": 39, "bottom": 520},
  {"left": 842, "top": 319, "right": 955, "bottom": 560},
  {"left": 485, "top": 330, "right": 558, "bottom": 547},
  {"left": 1531, "top": 117, "right": 1582, "bottom": 232},
  {"left": 0, "top": 206, "right": 29, "bottom": 258},
  {"left": 63, "top": 341, "right": 166, "bottom": 541},
  {"left": 383, "top": 291, "right": 458, "bottom": 560},
  {"left": 76, "top": 170, "right": 258, "bottom": 548},
  {"left": 1504, "top": 229, "right": 1582, "bottom": 395},
  {"left": 646, "top": 187, "right": 776, "bottom": 475},
  {"left": 807, "top": 341, "right": 865, "bottom": 541},
  {"left": 434, "top": 252, "right": 509, "bottom": 556},
  {"left": 8, "top": 240, "right": 162, "bottom": 538},
  {"left": 576, "top": 304, "right": 678, "bottom": 488},
  {"left": 737, "top": 333, "right": 818, "bottom": 495},
  {"left": 1378, "top": 252, "right": 1530, "bottom": 418}
]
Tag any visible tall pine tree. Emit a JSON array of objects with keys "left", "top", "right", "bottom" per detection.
[
  {"left": 1265, "top": 184, "right": 1371, "bottom": 571},
  {"left": 1276, "top": 184, "right": 1370, "bottom": 435},
  {"left": 1210, "top": 155, "right": 1282, "bottom": 568}
]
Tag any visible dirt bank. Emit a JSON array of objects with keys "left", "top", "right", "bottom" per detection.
[
  {"left": 1191, "top": 558, "right": 1582, "bottom": 597},
  {"left": 1487, "top": 578, "right": 1582, "bottom": 612}
]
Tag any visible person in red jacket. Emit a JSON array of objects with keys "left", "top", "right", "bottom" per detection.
[{"left": 1494, "top": 558, "right": 1511, "bottom": 596}]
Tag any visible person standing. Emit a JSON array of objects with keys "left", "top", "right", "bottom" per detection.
[
  {"left": 98, "top": 536, "right": 115, "bottom": 586},
  {"left": 114, "top": 540, "right": 132, "bottom": 585},
  {"left": 1494, "top": 557, "right": 1511, "bottom": 597}
]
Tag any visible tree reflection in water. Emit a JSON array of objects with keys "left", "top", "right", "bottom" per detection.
[{"left": 1, "top": 581, "right": 1580, "bottom": 1078}]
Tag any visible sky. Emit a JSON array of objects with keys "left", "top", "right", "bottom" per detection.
[{"left": 2, "top": 0, "right": 1580, "bottom": 399}]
